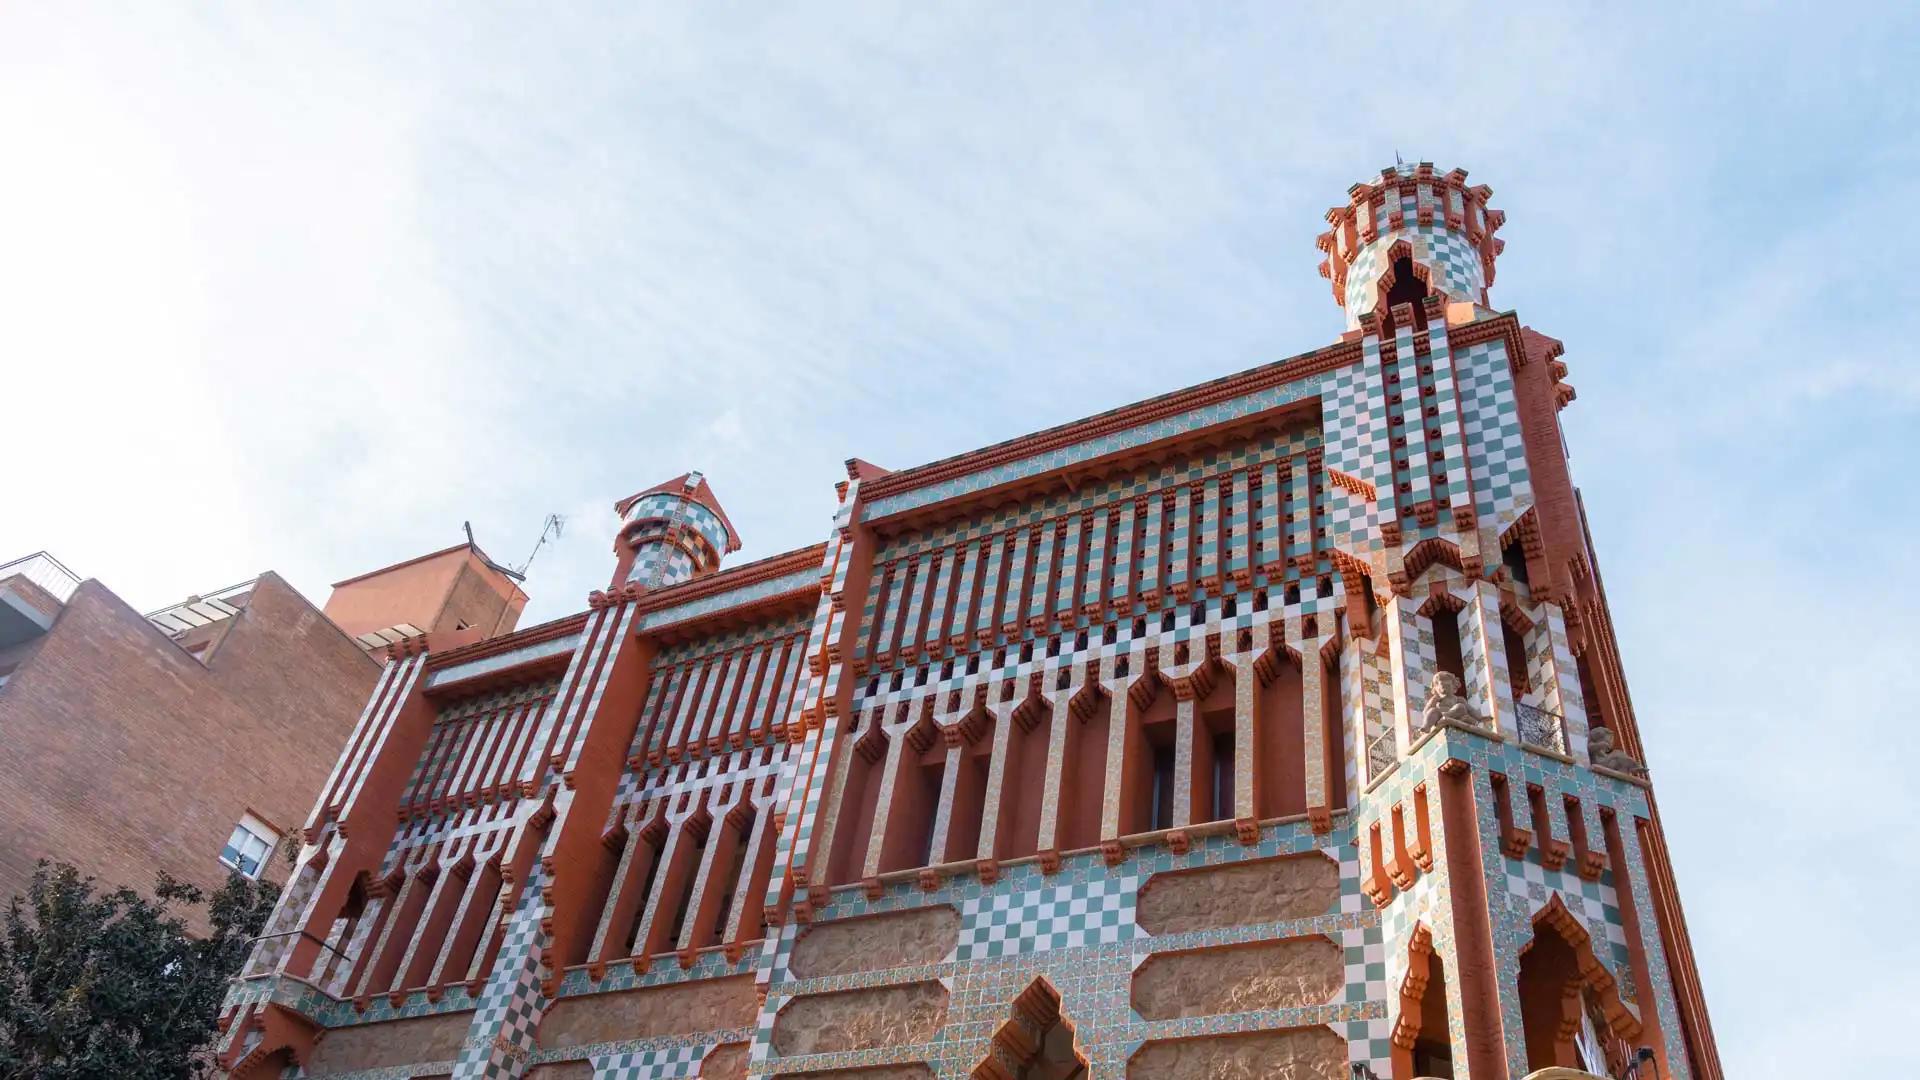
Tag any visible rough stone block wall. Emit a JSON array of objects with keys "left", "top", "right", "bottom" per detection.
[
  {"left": 772, "top": 983, "right": 951, "bottom": 1056},
  {"left": 1127, "top": 1025, "right": 1347, "bottom": 1078},
  {"left": 537, "top": 976, "right": 760, "bottom": 1050},
  {"left": 1132, "top": 936, "right": 1343, "bottom": 1019},
  {"left": 788, "top": 907, "right": 960, "bottom": 978},
  {"left": 301, "top": 1011, "right": 472, "bottom": 1075},
  {"left": 697, "top": 1043, "right": 750, "bottom": 1079},
  {"left": 1134, "top": 852, "right": 1341, "bottom": 934}
]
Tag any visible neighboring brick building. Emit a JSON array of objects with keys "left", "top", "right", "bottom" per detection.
[
  {"left": 220, "top": 164, "right": 1719, "bottom": 1080},
  {"left": 0, "top": 539, "right": 528, "bottom": 910},
  {"left": 324, "top": 542, "right": 530, "bottom": 649}
]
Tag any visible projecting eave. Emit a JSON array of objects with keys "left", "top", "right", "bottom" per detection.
[
  {"left": 421, "top": 610, "right": 591, "bottom": 695},
  {"left": 631, "top": 542, "right": 827, "bottom": 644},
  {"left": 857, "top": 337, "right": 1361, "bottom": 532}
]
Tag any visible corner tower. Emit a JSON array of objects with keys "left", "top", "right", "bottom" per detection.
[
  {"left": 1319, "top": 162, "right": 1505, "bottom": 332},
  {"left": 611, "top": 471, "right": 740, "bottom": 589}
]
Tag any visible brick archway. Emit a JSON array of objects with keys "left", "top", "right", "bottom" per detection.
[{"left": 1518, "top": 894, "right": 1641, "bottom": 1071}]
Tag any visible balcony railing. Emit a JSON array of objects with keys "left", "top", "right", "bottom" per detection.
[
  {"left": 0, "top": 551, "right": 81, "bottom": 603},
  {"left": 1365, "top": 728, "right": 1398, "bottom": 778},
  {"left": 1516, "top": 701, "right": 1568, "bottom": 756}
]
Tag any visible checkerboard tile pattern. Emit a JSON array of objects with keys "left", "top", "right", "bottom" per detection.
[
  {"left": 957, "top": 873, "right": 1138, "bottom": 959},
  {"left": 589, "top": 1042, "right": 709, "bottom": 1079},
  {"left": 449, "top": 858, "right": 554, "bottom": 1078},
  {"left": 623, "top": 492, "right": 732, "bottom": 590},
  {"left": 1455, "top": 338, "right": 1533, "bottom": 532},
  {"left": 1418, "top": 732, "right": 1693, "bottom": 1080},
  {"left": 1342, "top": 222, "right": 1486, "bottom": 330},
  {"left": 1504, "top": 855, "right": 1632, "bottom": 985},
  {"left": 863, "top": 375, "right": 1334, "bottom": 520},
  {"left": 1322, "top": 353, "right": 1393, "bottom": 553}
]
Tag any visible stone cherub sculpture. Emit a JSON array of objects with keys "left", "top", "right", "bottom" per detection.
[
  {"left": 1587, "top": 725, "right": 1648, "bottom": 777},
  {"left": 1420, "top": 671, "right": 1488, "bottom": 732}
]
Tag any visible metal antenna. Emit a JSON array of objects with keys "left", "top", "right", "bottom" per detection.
[{"left": 516, "top": 514, "right": 567, "bottom": 576}]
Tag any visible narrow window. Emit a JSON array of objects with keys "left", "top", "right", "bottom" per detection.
[
  {"left": 1150, "top": 745, "right": 1177, "bottom": 831},
  {"left": 665, "top": 826, "right": 710, "bottom": 947},
  {"left": 620, "top": 845, "right": 662, "bottom": 956},
  {"left": 711, "top": 821, "right": 752, "bottom": 946},
  {"left": 1502, "top": 538, "right": 1531, "bottom": 587},
  {"left": 1211, "top": 730, "right": 1236, "bottom": 822},
  {"left": 1432, "top": 611, "right": 1465, "bottom": 682},
  {"left": 1503, "top": 619, "right": 1530, "bottom": 695}
]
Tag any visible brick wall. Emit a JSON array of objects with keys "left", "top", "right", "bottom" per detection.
[
  {"left": 0, "top": 572, "right": 379, "bottom": 909},
  {"left": 436, "top": 559, "right": 525, "bottom": 636}
]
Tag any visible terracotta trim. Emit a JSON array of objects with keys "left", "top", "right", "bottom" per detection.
[
  {"left": 641, "top": 585, "right": 821, "bottom": 645},
  {"left": 1635, "top": 807, "right": 1721, "bottom": 1079},
  {"left": 613, "top": 472, "right": 742, "bottom": 553},
  {"left": 425, "top": 611, "right": 591, "bottom": 671},
  {"left": 1438, "top": 761, "right": 1510, "bottom": 1080},
  {"left": 1604, "top": 810, "right": 1673, "bottom": 1079},
  {"left": 862, "top": 341, "right": 1363, "bottom": 502},
  {"left": 1529, "top": 892, "right": 1643, "bottom": 1045},
  {"left": 630, "top": 544, "right": 828, "bottom": 616}
]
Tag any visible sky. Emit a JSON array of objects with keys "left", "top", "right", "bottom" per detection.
[{"left": 2, "top": 4, "right": 1916, "bottom": 1073}]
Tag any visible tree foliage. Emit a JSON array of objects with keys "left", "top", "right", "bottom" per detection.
[{"left": 0, "top": 861, "right": 278, "bottom": 1079}]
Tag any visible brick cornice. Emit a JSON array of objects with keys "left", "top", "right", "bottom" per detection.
[
  {"left": 425, "top": 611, "right": 590, "bottom": 672},
  {"left": 861, "top": 339, "right": 1362, "bottom": 507},
  {"left": 631, "top": 543, "right": 827, "bottom": 618}
]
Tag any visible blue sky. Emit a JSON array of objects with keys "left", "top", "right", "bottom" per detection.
[{"left": 3, "top": 5, "right": 1915, "bottom": 1073}]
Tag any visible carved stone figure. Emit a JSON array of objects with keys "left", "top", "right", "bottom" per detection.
[
  {"left": 1420, "top": 671, "right": 1487, "bottom": 732},
  {"left": 1587, "top": 725, "right": 1648, "bottom": 777}
]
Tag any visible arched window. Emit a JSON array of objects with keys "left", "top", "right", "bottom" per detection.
[
  {"left": 1391, "top": 924, "right": 1454, "bottom": 1079},
  {"left": 1516, "top": 897, "right": 1644, "bottom": 1073},
  {"left": 1382, "top": 255, "right": 1431, "bottom": 334},
  {"left": 1517, "top": 920, "right": 1582, "bottom": 1070}
]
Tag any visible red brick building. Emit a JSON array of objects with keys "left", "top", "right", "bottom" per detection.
[
  {"left": 216, "top": 165, "right": 1720, "bottom": 1080},
  {"left": 0, "top": 541, "right": 527, "bottom": 908}
]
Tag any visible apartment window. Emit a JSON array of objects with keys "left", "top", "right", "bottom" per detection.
[{"left": 219, "top": 813, "right": 278, "bottom": 879}]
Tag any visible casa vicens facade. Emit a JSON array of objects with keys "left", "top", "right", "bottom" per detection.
[{"left": 219, "top": 164, "right": 1719, "bottom": 1080}]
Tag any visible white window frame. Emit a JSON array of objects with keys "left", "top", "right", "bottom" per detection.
[{"left": 219, "top": 812, "right": 279, "bottom": 880}]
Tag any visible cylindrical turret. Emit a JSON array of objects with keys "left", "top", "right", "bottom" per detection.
[
  {"left": 1316, "top": 162, "right": 1505, "bottom": 330},
  {"left": 612, "top": 471, "right": 739, "bottom": 590}
]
